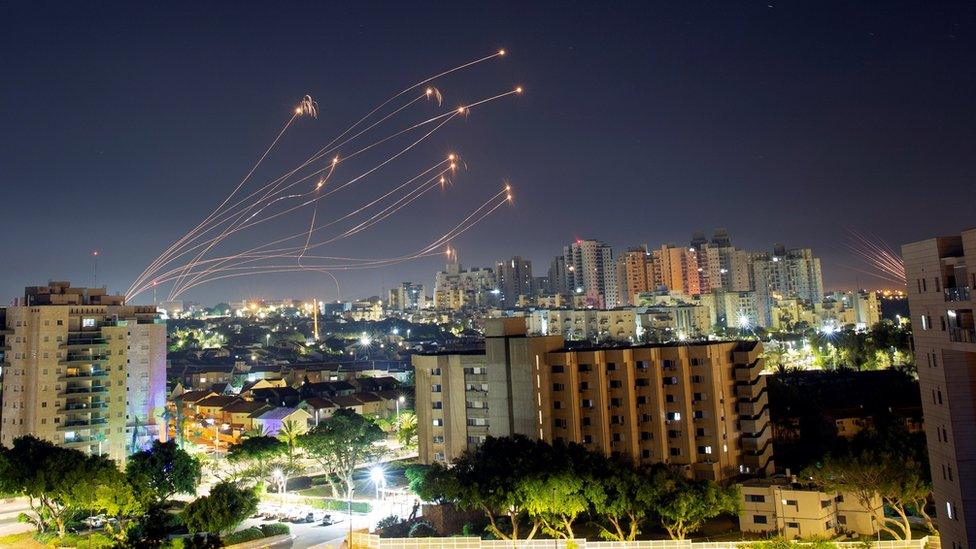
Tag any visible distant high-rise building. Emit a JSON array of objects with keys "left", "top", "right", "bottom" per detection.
[
  {"left": 547, "top": 256, "right": 569, "bottom": 295},
  {"left": 433, "top": 255, "right": 497, "bottom": 310},
  {"left": 653, "top": 244, "right": 702, "bottom": 296},
  {"left": 904, "top": 230, "right": 976, "bottom": 549},
  {"left": 565, "top": 239, "right": 618, "bottom": 308},
  {"left": 689, "top": 229, "right": 749, "bottom": 294},
  {"left": 495, "top": 256, "right": 533, "bottom": 306},
  {"left": 0, "top": 282, "right": 167, "bottom": 464},
  {"left": 615, "top": 246, "right": 653, "bottom": 306},
  {"left": 388, "top": 282, "right": 427, "bottom": 311},
  {"left": 750, "top": 245, "right": 824, "bottom": 326}
]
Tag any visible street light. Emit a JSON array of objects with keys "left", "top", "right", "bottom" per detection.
[
  {"left": 370, "top": 467, "right": 386, "bottom": 499},
  {"left": 396, "top": 395, "right": 406, "bottom": 426},
  {"left": 272, "top": 468, "right": 286, "bottom": 507}
]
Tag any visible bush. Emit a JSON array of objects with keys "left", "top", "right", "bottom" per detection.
[
  {"left": 221, "top": 523, "right": 289, "bottom": 545},
  {"left": 376, "top": 515, "right": 400, "bottom": 530},
  {"left": 408, "top": 520, "right": 438, "bottom": 538},
  {"left": 260, "top": 523, "right": 290, "bottom": 536},
  {"left": 222, "top": 527, "right": 263, "bottom": 545}
]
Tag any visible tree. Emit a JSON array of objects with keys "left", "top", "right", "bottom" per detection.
[
  {"left": 449, "top": 435, "right": 554, "bottom": 540},
  {"left": 804, "top": 450, "right": 932, "bottom": 539},
  {"left": 226, "top": 435, "right": 286, "bottom": 483},
  {"left": 396, "top": 411, "right": 418, "bottom": 448},
  {"left": 126, "top": 440, "right": 202, "bottom": 507},
  {"left": 654, "top": 470, "right": 740, "bottom": 540},
  {"left": 182, "top": 481, "right": 259, "bottom": 536},
  {"left": 591, "top": 462, "right": 665, "bottom": 541},
  {"left": 405, "top": 463, "right": 460, "bottom": 504},
  {"left": 0, "top": 436, "right": 123, "bottom": 537},
  {"left": 298, "top": 409, "right": 383, "bottom": 499}
]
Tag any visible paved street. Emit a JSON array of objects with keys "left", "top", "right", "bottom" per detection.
[
  {"left": 238, "top": 510, "right": 373, "bottom": 549},
  {"left": 0, "top": 499, "right": 34, "bottom": 538}
]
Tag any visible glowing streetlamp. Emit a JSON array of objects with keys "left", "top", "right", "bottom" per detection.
[{"left": 370, "top": 467, "right": 386, "bottom": 499}]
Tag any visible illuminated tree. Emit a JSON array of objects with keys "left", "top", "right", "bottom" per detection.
[
  {"left": 654, "top": 469, "right": 740, "bottom": 540},
  {"left": 298, "top": 409, "right": 383, "bottom": 499},
  {"left": 126, "top": 439, "right": 202, "bottom": 506}
]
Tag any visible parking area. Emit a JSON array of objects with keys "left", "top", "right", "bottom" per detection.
[{"left": 238, "top": 503, "right": 371, "bottom": 549}]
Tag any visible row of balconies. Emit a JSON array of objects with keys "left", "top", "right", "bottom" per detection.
[
  {"left": 61, "top": 385, "right": 110, "bottom": 396},
  {"left": 58, "top": 417, "right": 109, "bottom": 430}
]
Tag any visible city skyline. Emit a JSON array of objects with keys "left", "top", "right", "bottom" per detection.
[{"left": 3, "top": 3, "right": 975, "bottom": 303}]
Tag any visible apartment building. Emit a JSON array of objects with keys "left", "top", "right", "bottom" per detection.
[
  {"left": 495, "top": 256, "right": 533, "bottom": 306},
  {"left": 564, "top": 239, "right": 618, "bottom": 308},
  {"left": 740, "top": 478, "right": 882, "bottom": 539},
  {"left": 903, "top": 230, "right": 976, "bottom": 549},
  {"left": 414, "top": 350, "right": 490, "bottom": 464},
  {"left": 0, "top": 282, "right": 166, "bottom": 464},
  {"left": 615, "top": 247, "right": 653, "bottom": 306},
  {"left": 413, "top": 317, "right": 772, "bottom": 482}
]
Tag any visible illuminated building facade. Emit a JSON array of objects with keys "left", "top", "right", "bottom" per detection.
[
  {"left": 903, "top": 230, "right": 976, "bottom": 549},
  {"left": 388, "top": 282, "right": 427, "bottom": 311},
  {"left": 495, "top": 256, "right": 533, "bottom": 306},
  {"left": 615, "top": 247, "right": 653, "bottom": 306},
  {"left": 564, "top": 239, "right": 618, "bottom": 308},
  {"left": 414, "top": 318, "right": 773, "bottom": 482},
  {"left": 0, "top": 282, "right": 166, "bottom": 464}
]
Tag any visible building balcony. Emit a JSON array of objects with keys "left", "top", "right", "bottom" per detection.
[
  {"left": 64, "top": 337, "right": 108, "bottom": 348},
  {"left": 944, "top": 286, "right": 971, "bottom": 302},
  {"left": 59, "top": 370, "right": 109, "bottom": 381},
  {"left": 59, "top": 402, "right": 109, "bottom": 412},
  {"left": 63, "top": 436, "right": 99, "bottom": 447},
  {"left": 59, "top": 355, "right": 108, "bottom": 366},
  {"left": 57, "top": 417, "right": 109, "bottom": 431},
  {"left": 948, "top": 327, "right": 976, "bottom": 344},
  {"left": 60, "top": 385, "right": 110, "bottom": 396}
]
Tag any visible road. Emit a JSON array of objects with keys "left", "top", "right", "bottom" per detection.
[
  {"left": 238, "top": 511, "right": 373, "bottom": 549},
  {"left": 0, "top": 499, "right": 34, "bottom": 538}
]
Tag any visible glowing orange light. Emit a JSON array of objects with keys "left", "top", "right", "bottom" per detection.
[
  {"left": 515, "top": 86, "right": 523, "bottom": 93},
  {"left": 333, "top": 156, "right": 339, "bottom": 164},
  {"left": 448, "top": 153, "right": 456, "bottom": 160},
  {"left": 457, "top": 106, "right": 466, "bottom": 114},
  {"left": 295, "top": 108, "right": 302, "bottom": 114},
  {"left": 425, "top": 88, "right": 433, "bottom": 95},
  {"left": 499, "top": 49, "right": 506, "bottom": 56}
]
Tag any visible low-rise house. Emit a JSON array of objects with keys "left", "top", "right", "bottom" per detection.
[
  {"left": 251, "top": 407, "right": 312, "bottom": 436},
  {"left": 739, "top": 478, "right": 882, "bottom": 539},
  {"left": 329, "top": 395, "right": 365, "bottom": 414},
  {"left": 355, "top": 376, "right": 400, "bottom": 392},
  {"left": 194, "top": 395, "right": 242, "bottom": 422},
  {"left": 354, "top": 392, "right": 386, "bottom": 417},
  {"left": 221, "top": 399, "right": 272, "bottom": 434},
  {"left": 300, "top": 397, "right": 339, "bottom": 426},
  {"left": 239, "top": 378, "right": 288, "bottom": 397},
  {"left": 250, "top": 386, "right": 301, "bottom": 408}
]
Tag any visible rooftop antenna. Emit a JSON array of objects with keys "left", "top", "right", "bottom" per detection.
[{"left": 92, "top": 250, "right": 99, "bottom": 287}]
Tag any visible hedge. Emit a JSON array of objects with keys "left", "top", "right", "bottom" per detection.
[
  {"left": 222, "top": 523, "right": 291, "bottom": 546},
  {"left": 310, "top": 498, "right": 373, "bottom": 513}
]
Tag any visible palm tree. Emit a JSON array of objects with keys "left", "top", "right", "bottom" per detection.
[
  {"left": 278, "top": 419, "right": 305, "bottom": 466},
  {"left": 396, "top": 411, "right": 418, "bottom": 448}
]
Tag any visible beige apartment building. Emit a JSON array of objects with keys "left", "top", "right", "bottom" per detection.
[
  {"left": 903, "top": 230, "right": 976, "bottom": 549},
  {"left": 414, "top": 317, "right": 772, "bottom": 482},
  {"left": 740, "top": 478, "right": 882, "bottom": 539},
  {"left": 0, "top": 282, "right": 166, "bottom": 464}
]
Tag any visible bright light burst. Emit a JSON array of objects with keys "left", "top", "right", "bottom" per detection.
[
  {"left": 843, "top": 228, "right": 907, "bottom": 286},
  {"left": 126, "top": 50, "right": 520, "bottom": 301}
]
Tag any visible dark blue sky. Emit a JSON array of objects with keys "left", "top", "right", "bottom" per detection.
[{"left": 2, "top": 2, "right": 975, "bottom": 304}]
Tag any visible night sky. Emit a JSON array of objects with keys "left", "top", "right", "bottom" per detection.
[{"left": 2, "top": 2, "right": 975, "bottom": 305}]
